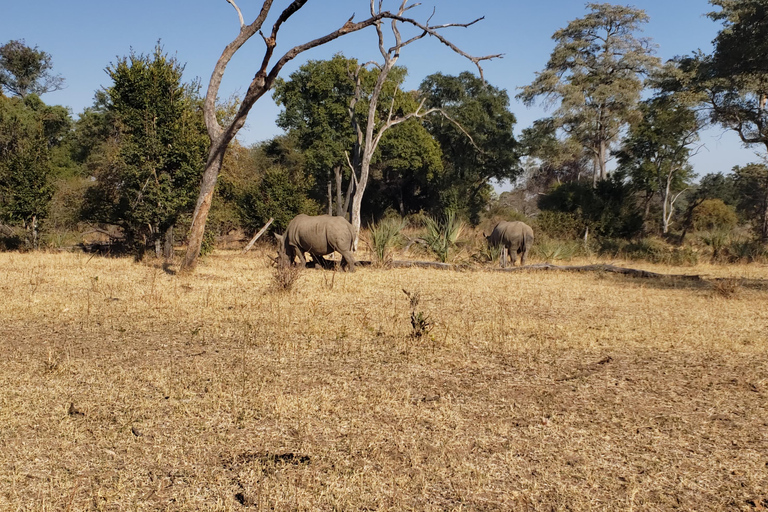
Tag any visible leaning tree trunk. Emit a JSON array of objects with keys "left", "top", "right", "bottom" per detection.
[{"left": 182, "top": 148, "right": 226, "bottom": 270}]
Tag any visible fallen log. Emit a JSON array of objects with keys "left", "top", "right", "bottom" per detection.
[
  {"left": 381, "top": 260, "right": 702, "bottom": 279},
  {"left": 491, "top": 263, "right": 702, "bottom": 280}
]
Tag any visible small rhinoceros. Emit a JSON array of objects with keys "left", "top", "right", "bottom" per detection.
[
  {"left": 485, "top": 221, "right": 534, "bottom": 267},
  {"left": 275, "top": 214, "right": 357, "bottom": 272}
]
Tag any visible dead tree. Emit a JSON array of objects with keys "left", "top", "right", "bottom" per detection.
[
  {"left": 181, "top": 0, "right": 500, "bottom": 271},
  {"left": 346, "top": 2, "right": 500, "bottom": 248}
]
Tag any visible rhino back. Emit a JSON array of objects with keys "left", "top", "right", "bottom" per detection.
[
  {"left": 286, "top": 215, "right": 353, "bottom": 255},
  {"left": 493, "top": 221, "right": 532, "bottom": 248}
]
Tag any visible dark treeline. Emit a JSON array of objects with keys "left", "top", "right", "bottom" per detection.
[{"left": 1, "top": 1, "right": 767, "bottom": 263}]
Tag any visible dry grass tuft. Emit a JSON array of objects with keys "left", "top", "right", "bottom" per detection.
[
  {"left": 271, "top": 261, "right": 303, "bottom": 292},
  {"left": 0, "top": 249, "right": 767, "bottom": 510},
  {"left": 711, "top": 277, "right": 742, "bottom": 298}
]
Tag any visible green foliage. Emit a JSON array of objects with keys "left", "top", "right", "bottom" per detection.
[
  {"left": 0, "top": 94, "right": 71, "bottom": 246},
  {"left": 0, "top": 39, "right": 64, "bottom": 98},
  {"left": 538, "top": 174, "right": 644, "bottom": 239},
  {"left": 368, "top": 216, "right": 405, "bottom": 264},
  {"left": 419, "top": 72, "right": 519, "bottom": 222},
  {"left": 518, "top": 4, "right": 659, "bottom": 181},
  {"left": 78, "top": 44, "right": 208, "bottom": 256},
  {"left": 535, "top": 210, "right": 585, "bottom": 240},
  {"left": 618, "top": 93, "right": 699, "bottom": 233},
  {"left": 236, "top": 136, "right": 318, "bottom": 233},
  {"left": 691, "top": 198, "right": 738, "bottom": 232},
  {"left": 422, "top": 211, "right": 465, "bottom": 263},
  {"left": 273, "top": 54, "right": 439, "bottom": 218}
]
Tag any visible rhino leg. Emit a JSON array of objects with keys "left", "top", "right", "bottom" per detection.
[
  {"left": 292, "top": 246, "right": 307, "bottom": 267},
  {"left": 338, "top": 249, "right": 357, "bottom": 272}
]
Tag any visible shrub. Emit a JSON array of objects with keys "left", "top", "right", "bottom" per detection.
[
  {"left": 532, "top": 239, "right": 583, "bottom": 262},
  {"left": 368, "top": 216, "right": 405, "bottom": 264},
  {"left": 422, "top": 211, "right": 465, "bottom": 263},
  {"left": 535, "top": 210, "right": 585, "bottom": 240},
  {"left": 598, "top": 237, "right": 698, "bottom": 266},
  {"left": 691, "top": 199, "right": 737, "bottom": 232}
]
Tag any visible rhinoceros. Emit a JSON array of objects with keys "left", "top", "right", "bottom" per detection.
[
  {"left": 275, "top": 214, "right": 357, "bottom": 271},
  {"left": 485, "top": 221, "right": 534, "bottom": 267}
]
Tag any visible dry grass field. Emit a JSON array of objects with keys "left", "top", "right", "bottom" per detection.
[{"left": 0, "top": 248, "right": 766, "bottom": 511}]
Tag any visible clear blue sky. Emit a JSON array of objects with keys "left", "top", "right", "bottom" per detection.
[{"left": 1, "top": 0, "right": 759, "bottom": 181}]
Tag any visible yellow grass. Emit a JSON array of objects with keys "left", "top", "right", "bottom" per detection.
[{"left": 0, "top": 249, "right": 766, "bottom": 510}]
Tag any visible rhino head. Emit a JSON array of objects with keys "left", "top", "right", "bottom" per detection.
[{"left": 274, "top": 233, "right": 290, "bottom": 266}]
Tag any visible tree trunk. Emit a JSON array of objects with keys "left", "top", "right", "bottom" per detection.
[
  {"left": 327, "top": 179, "right": 333, "bottom": 216},
  {"left": 182, "top": 149, "right": 225, "bottom": 271},
  {"left": 31, "top": 215, "right": 38, "bottom": 250},
  {"left": 163, "top": 225, "right": 174, "bottom": 260},
  {"left": 762, "top": 183, "right": 768, "bottom": 241},
  {"left": 334, "top": 166, "right": 344, "bottom": 217},
  {"left": 661, "top": 174, "right": 671, "bottom": 234}
]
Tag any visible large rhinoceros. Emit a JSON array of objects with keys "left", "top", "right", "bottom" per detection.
[
  {"left": 485, "top": 221, "right": 534, "bottom": 267},
  {"left": 275, "top": 214, "right": 357, "bottom": 272}
]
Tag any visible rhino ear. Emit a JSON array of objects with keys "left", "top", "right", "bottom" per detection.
[{"left": 275, "top": 233, "right": 284, "bottom": 243}]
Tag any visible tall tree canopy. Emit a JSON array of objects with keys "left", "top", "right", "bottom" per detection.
[
  {"left": 79, "top": 45, "right": 208, "bottom": 257},
  {"left": 0, "top": 40, "right": 65, "bottom": 98},
  {"left": 420, "top": 71, "right": 519, "bottom": 221},
  {"left": 518, "top": 3, "right": 659, "bottom": 184},
  {"left": 0, "top": 94, "right": 71, "bottom": 245},
  {"left": 667, "top": 0, "right": 768, "bottom": 238},
  {"left": 618, "top": 93, "right": 700, "bottom": 233}
]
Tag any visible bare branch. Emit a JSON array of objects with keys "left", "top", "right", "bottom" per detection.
[{"left": 225, "top": 0, "right": 245, "bottom": 28}]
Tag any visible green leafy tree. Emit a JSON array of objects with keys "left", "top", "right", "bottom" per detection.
[
  {"left": 678, "top": 172, "right": 739, "bottom": 242},
  {"left": 236, "top": 135, "right": 318, "bottom": 233},
  {"left": 618, "top": 94, "right": 700, "bottom": 233},
  {"left": 0, "top": 39, "right": 64, "bottom": 98},
  {"left": 0, "top": 94, "right": 71, "bottom": 247},
  {"left": 676, "top": 0, "right": 768, "bottom": 239},
  {"left": 419, "top": 72, "right": 519, "bottom": 222},
  {"left": 79, "top": 45, "right": 208, "bottom": 258},
  {"left": 518, "top": 3, "right": 659, "bottom": 184},
  {"left": 274, "top": 55, "right": 443, "bottom": 220},
  {"left": 538, "top": 172, "right": 643, "bottom": 239},
  {"left": 273, "top": 55, "right": 359, "bottom": 217},
  {"left": 519, "top": 118, "right": 590, "bottom": 191},
  {"left": 733, "top": 163, "right": 768, "bottom": 236}
]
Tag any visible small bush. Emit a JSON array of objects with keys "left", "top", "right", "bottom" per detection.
[
  {"left": 532, "top": 239, "right": 583, "bottom": 262},
  {"left": 535, "top": 211, "right": 585, "bottom": 240},
  {"left": 271, "top": 263, "right": 302, "bottom": 292},
  {"left": 691, "top": 199, "right": 737, "bottom": 232},
  {"left": 422, "top": 212, "right": 465, "bottom": 263}
]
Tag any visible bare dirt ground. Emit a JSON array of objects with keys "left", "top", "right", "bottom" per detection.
[{"left": 0, "top": 250, "right": 766, "bottom": 511}]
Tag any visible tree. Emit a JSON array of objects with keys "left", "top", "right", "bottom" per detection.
[
  {"left": 0, "top": 40, "right": 64, "bottom": 98},
  {"left": 274, "top": 55, "right": 443, "bottom": 219},
  {"left": 79, "top": 45, "right": 208, "bottom": 258},
  {"left": 733, "top": 163, "right": 768, "bottom": 237},
  {"left": 419, "top": 72, "right": 519, "bottom": 221},
  {"left": 678, "top": 172, "right": 739, "bottom": 242},
  {"left": 674, "top": 0, "right": 768, "bottom": 239},
  {"left": 181, "top": 1, "right": 499, "bottom": 270},
  {"left": 618, "top": 93, "right": 700, "bottom": 234},
  {"left": 518, "top": 3, "right": 659, "bottom": 184},
  {"left": 0, "top": 94, "right": 71, "bottom": 247},
  {"left": 273, "top": 55, "right": 365, "bottom": 217}
]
